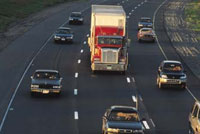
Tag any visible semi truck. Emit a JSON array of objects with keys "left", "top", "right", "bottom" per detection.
[{"left": 88, "top": 5, "right": 129, "bottom": 73}]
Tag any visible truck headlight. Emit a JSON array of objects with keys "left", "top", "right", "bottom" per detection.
[
  {"left": 180, "top": 74, "right": 187, "bottom": 79},
  {"left": 107, "top": 128, "right": 119, "bottom": 133},
  {"left": 161, "top": 74, "right": 168, "bottom": 79},
  {"left": 53, "top": 86, "right": 61, "bottom": 89},
  {"left": 31, "top": 85, "right": 39, "bottom": 88}
]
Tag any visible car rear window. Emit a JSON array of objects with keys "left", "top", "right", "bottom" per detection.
[
  {"left": 108, "top": 111, "right": 139, "bottom": 121},
  {"left": 34, "top": 72, "right": 60, "bottom": 79},
  {"left": 163, "top": 63, "right": 183, "bottom": 73}
]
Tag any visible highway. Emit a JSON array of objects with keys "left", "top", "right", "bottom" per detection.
[{"left": 0, "top": 0, "right": 199, "bottom": 133}]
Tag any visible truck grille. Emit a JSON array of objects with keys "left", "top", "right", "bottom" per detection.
[
  {"left": 101, "top": 48, "right": 119, "bottom": 63},
  {"left": 39, "top": 84, "right": 53, "bottom": 89}
]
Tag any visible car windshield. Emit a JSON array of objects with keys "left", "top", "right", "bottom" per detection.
[
  {"left": 56, "top": 29, "right": 71, "bottom": 34},
  {"left": 163, "top": 63, "right": 183, "bottom": 73},
  {"left": 108, "top": 111, "right": 139, "bottom": 121},
  {"left": 98, "top": 37, "right": 122, "bottom": 45},
  {"left": 34, "top": 72, "right": 60, "bottom": 79},
  {"left": 141, "top": 18, "right": 151, "bottom": 23},
  {"left": 71, "top": 13, "right": 81, "bottom": 17}
]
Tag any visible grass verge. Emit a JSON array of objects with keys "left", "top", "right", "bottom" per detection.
[
  {"left": 0, "top": 0, "right": 77, "bottom": 32},
  {"left": 184, "top": 0, "right": 200, "bottom": 32}
]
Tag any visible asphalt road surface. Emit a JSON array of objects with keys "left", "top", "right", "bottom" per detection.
[{"left": 0, "top": 0, "right": 200, "bottom": 134}]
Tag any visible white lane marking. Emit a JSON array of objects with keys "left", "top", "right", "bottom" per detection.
[
  {"left": 78, "top": 59, "right": 81, "bottom": 64},
  {"left": 9, "top": 108, "right": 14, "bottom": 111},
  {"left": 153, "top": 0, "right": 197, "bottom": 101},
  {"left": 74, "top": 89, "right": 78, "bottom": 95},
  {"left": 126, "top": 77, "right": 131, "bottom": 83},
  {"left": 132, "top": 96, "right": 137, "bottom": 102},
  {"left": 139, "top": 95, "right": 143, "bottom": 101},
  {"left": 80, "top": 49, "right": 84, "bottom": 53},
  {"left": 150, "top": 119, "right": 156, "bottom": 127},
  {"left": 83, "top": 41, "right": 86, "bottom": 44},
  {"left": 122, "top": 1, "right": 124, "bottom": 3},
  {"left": 153, "top": 0, "right": 168, "bottom": 60},
  {"left": 127, "top": 16, "right": 130, "bottom": 19},
  {"left": 132, "top": 77, "right": 135, "bottom": 82},
  {"left": 138, "top": 4, "right": 141, "bottom": 6},
  {"left": 74, "top": 111, "right": 79, "bottom": 120},
  {"left": 0, "top": 34, "right": 53, "bottom": 132},
  {"left": 132, "top": 10, "right": 134, "bottom": 12},
  {"left": 143, "top": 121, "right": 150, "bottom": 129},
  {"left": 129, "top": 13, "right": 132, "bottom": 15},
  {"left": 75, "top": 72, "right": 79, "bottom": 78},
  {"left": 135, "top": 7, "right": 137, "bottom": 9},
  {"left": 141, "top": 2, "right": 144, "bottom": 4}
]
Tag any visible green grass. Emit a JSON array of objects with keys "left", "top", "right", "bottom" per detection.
[
  {"left": 185, "top": 1, "right": 200, "bottom": 32},
  {"left": 0, "top": 0, "right": 78, "bottom": 31}
]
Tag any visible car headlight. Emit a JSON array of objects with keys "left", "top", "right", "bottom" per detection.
[
  {"left": 107, "top": 128, "right": 119, "bottom": 133},
  {"left": 53, "top": 86, "right": 61, "bottom": 89},
  {"left": 31, "top": 85, "right": 39, "bottom": 88},
  {"left": 161, "top": 74, "right": 168, "bottom": 79},
  {"left": 139, "top": 24, "right": 143, "bottom": 27},
  {"left": 180, "top": 74, "right": 187, "bottom": 79},
  {"left": 54, "top": 35, "right": 60, "bottom": 39}
]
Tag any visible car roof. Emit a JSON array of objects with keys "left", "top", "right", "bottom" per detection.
[
  {"left": 58, "top": 27, "right": 71, "bottom": 30},
  {"left": 71, "top": 12, "right": 81, "bottom": 14},
  {"left": 163, "top": 60, "right": 181, "bottom": 64},
  {"left": 35, "top": 69, "right": 59, "bottom": 73},
  {"left": 141, "top": 17, "right": 151, "bottom": 20},
  {"left": 111, "top": 105, "right": 138, "bottom": 112}
]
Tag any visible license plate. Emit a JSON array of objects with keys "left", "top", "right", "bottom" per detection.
[
  {"left": 42, "top": 90, "right": 49, "bottom": 94},
  {"left": 107, "top": 66, "right": 112, "bottom": 70},
  {"left": 61, "top": 38, "right": 65, "bottom": 41}
]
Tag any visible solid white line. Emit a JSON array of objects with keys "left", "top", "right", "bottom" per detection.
[
  {"left": 150, "top": 119, "right": 156, "bottom": 127},
  {"left": 80, "top": 49, "right": 84, "bottom": 53},
  {"left": 143, "top": 121, "right": 150, "bottom": 129},
  {"left": 132, "top": 96, "right": 137, "bottom": 102},
  {"left": 74, "top": 111, "right": 79, "bottom": 120},
  {"left": 78, "top": 59, "right": 81, "bottom": 64},
  {"left": 74, "top": 89, "right": 78, "bottom": 95},
  {"left": 75, "top": 73, "right": 79, "bottom": 78},
  {"left": 126, "top": 77, "right": 131, "bottom": 83},
  {"left": 153, "top": 0, "right": 168, "bottom": 60}
]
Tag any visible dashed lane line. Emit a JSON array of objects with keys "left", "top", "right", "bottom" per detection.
[
  {"left": 74, "top": 111, "right": 79, "bottom": 120},
  {"left": 74, "top": 89, "right": 78, "bottom": 95},
  {"left": 126, "top": 77, "right": 131, "bottom": 83},
  {"left": 78, "top": 59, "right": 81, "bottom": 64},
  {"left": 75, "top": 72, "right": 79, "bottom": 78},
  {"left": 80, "top": 49, "right": 84, "bottom": 53},
  {"left": 142, "top": 121, "right": 150, "bottom": 129},
  {"left": 131, "top": 77, "right": 135, "bottom": 83},
  {"left": 132, "top": 96, "right": 137, "bottom": 102},
  {"left": 150, "top": 119, "right": 156, "bottom": 127}
]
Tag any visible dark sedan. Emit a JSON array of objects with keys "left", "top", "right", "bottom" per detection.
[
  {"left": 69, "top": 12, "right": 84, "bottom": 24},
  {"left": 30, "top": 69, "right": 62, "bottom": 96},
  {"left": 102, "top": 105, "right": 144, "bottom": 134},
  {"left": 138, "top": 17, "right": 153, "bottom": 30},
  {"left": 54, "top": 27, "right": 73, "bottom": 43},
  {"left": 157, "top": 60, "right": 187, "bottom": 89}
]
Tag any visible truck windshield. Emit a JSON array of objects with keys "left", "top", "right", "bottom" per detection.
[{"left": 98, "top": 37, "right": 122, "bottom": 45}]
